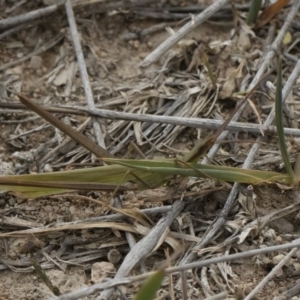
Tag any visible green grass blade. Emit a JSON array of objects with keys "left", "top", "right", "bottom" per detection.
[
  {"left": 181, "top": 135, "right": 214, "bottom": 163},
  {"left": 247, "top": 0, "right": 262, "bottom": 25},
  {"left": 275, "top": 59, "right": 294, "bottom": 177},
  {"left": 134, "top": 270, "right": 165, "bottom": 300},
  {"left": 201, "top": 52, "right": 216, "bottom": 88},
  {"left": 293, "top": 154, "right": 300, "bottom": 185}
]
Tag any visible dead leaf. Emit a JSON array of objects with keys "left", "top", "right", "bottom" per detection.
[
  {"left": 219, "top": 60, "right": 245, "bottom": 99},
  {"left": 247, "top": 98, "right": 264, "bottom": 136},
  {"left": 282, "top": 31, "right": 292, "bottom": 44},
  {"left": 255, "top": 0, "right": 290, "bottom": 28}
]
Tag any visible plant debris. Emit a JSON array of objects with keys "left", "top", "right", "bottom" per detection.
[{"left": 1, "top": 0, "right": 300, "bottom": 299}]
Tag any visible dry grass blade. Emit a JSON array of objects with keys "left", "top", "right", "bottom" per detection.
[
  {"left": 186, "top": 72, "right": 269, "bottom": 163},
  {"left": 0, "top": 221, "right": 137, "bottom": 238},
  {"left": 18, "top": 94, "right": 113, "bottom": 158},
  {"left": 275, "top": 59, "right": 294, "bottom": 177}
]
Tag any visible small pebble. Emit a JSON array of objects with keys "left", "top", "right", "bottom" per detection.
[
  {"left": 69, "top": 206, "right": 76, "bottom": 213},
  {"left": 180, "top": 137, "right": 188, "bottom": 143},
  {"left": 267, "top": 280, "right": 275, "bottom": 287},
  {"left": 48, "top": 212, "right": 55, "bottom": 222},
  {"left": 139, "top": 52, "right": 147, "bottom": 59},
  {"left": 295, "top": 250, "right": 300, "bottom": 259},
  {"left": 84, "top": 208, "right": 93, "bottom": 214},
  {"left": 36, "top": 69, "right": 43, "bottom": 77},
  {"left": 16, "top": 197, "right": 25, "bottom": 204},
  {"left": 8, "top": 198, "right": 16, "bottom": 206},
  {"left": 30, "top": 56, "right": 42, "bottom": 70},
  {"left": 44, "top": 205, "right": 53, "bottom": 213},
  {"left": 91, "top": 262, "right": 115, "bottom": 283},
  {"left": 53, "top": 206, "right": 59, "bottom": 212},
  {"left": 128, "top": 40, "right": 140, "bottom": 49},
  {"left": 44, "top": 164, "right": 53, "bottom": 173},
  {"left": 147, "top": 41, "right": 153, "bottom": 48},
  {"left": 270, "top": 217, "right": 294, "bottom": 233},
  {"left": 27, "top": 201, "right": 36, "bottom": 207},
  {"left": 99, "top": 51, "right": 108, "bottom": 58},
  {"left": 25, "top": 205, "right": 37, "bottom": 211}
]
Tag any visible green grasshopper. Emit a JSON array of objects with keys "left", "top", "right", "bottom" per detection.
[{"left": 0, "top": 72, "right": 292, "bottom": 199}]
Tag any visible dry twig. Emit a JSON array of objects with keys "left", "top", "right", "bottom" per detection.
[
  {"left": 0, "top": 4, "right": 58, "bottom": 30},
  {"left": 65, "top": 0, "right": 107, "bottom": 152},
  {"left": 2, "top": 101, "right": 300, "bottom": 138},
  {"left": 141, "top": 0, "right": 230, "bottom": 67}
]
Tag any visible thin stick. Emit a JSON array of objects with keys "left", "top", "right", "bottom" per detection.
[
  {"left": 2, "top": 101, "right": 300, "bottom": 138},
  {"left": 83, "top": 205, "right": 170, "bottom": 223},
  {"left": 204, "top": 292, "right": 228, "bottom": 300},
  {"left": 0, "top": 0, "right": 117, "bottom": 31},
  {"left": 0, "top": 24, "right": 25, "bottom": 40},
  {"left": 244, "top": 247, "right": 298, "bottom": 300},
  {"left": 140, "top": 0, "right": 229, "bottom": 67},
  {"left": 114, "top": 196, "right": 137, "bottom": 249},
  {"left": 181, "top": 270, "right": 188, "bottom": 300},
  {"left": 0, "top": 4, "right": 58, "bottom": 30},
  {"left": 281, "top": 281, "right": 300, "bottom": 299},
  {"left": 65, "top": 0, "right": 107, "bottom": 152},
  {"left": 122, "top": 22, "right": 178, "bottom": 41}
]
